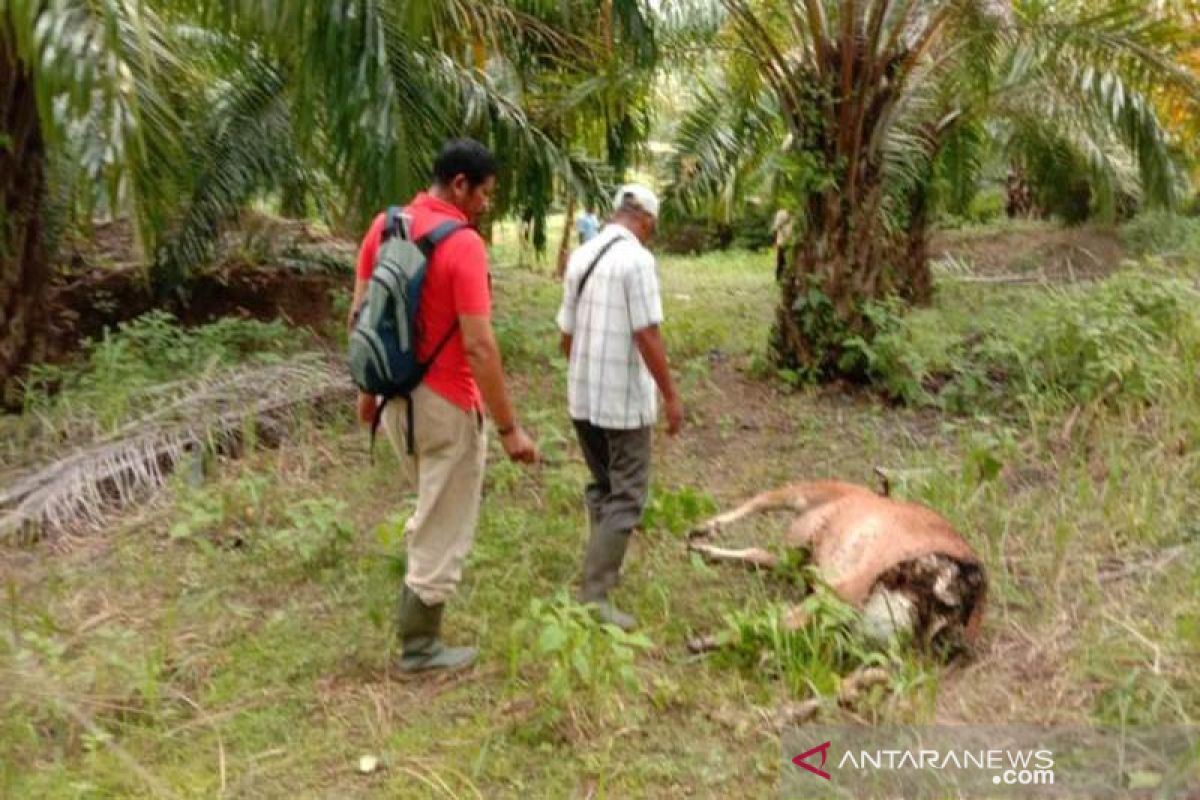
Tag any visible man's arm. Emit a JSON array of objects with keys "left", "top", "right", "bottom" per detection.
[
  {"left": 633, "top": 325, "right": 684, "bottom": 435},
  {"left": 555, "top": 262, "right": 577, "bottom": 360},
  {"left": 460, "top": 314, "right": 539, "bottom": 462}
]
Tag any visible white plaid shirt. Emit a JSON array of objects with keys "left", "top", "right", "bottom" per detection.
[{"left": 556, "top": 224, "right": 664, "bottom": 429}]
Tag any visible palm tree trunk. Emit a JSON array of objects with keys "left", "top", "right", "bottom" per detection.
[
  {"left": 770, "top": 36, "right": 939, "bottom": 378},
  {"left": 555, "top": 193, "right": 577, "bottom": 279},
  {"left": 774, "top": 171, "right": 933, "bottom": 379},
  {"left": 1, "top": 19, "right": 50, "bottom": 407},
  {"left": 1005, "top": 164, "right": 1035, "bottom": 218},
  {"left": 899, "top": 186, "right": 933, "bottom": 306},
  {"left": 773, "top": 173, "right": 889, "bottom": 379},
  {"left": 279, "top": 179, "right": 308, "bottom": 218}
]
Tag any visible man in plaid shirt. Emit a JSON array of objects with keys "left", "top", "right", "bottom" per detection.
[{"left": 556, "top": 184, "right": 684, "bottom": 630}]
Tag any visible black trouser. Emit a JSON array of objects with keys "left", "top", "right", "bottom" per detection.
[{"left": 571, "top": 420, "right": 653, "bottom": 537}]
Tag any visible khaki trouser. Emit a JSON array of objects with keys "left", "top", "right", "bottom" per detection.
[{"left": 382, "top": 384, "right": 487, "bottom": 606}]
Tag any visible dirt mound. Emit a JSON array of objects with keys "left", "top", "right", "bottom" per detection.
[
  {"left": 932, "top": 223, "right": 1126, "bottom": 282},
  {"left": 47, "top": 263, "right": 344, "bottom": 362},
  {"left": 46, "top": 217, "right": 357, "bottom": 361}
]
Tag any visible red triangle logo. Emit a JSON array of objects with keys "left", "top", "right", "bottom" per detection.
[{"left": 793, "top": 741, "right": 833, "bottom": 780}]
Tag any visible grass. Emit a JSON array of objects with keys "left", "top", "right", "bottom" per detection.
[{"left": 3, "top": 214, "right": 1200, "bottom": 797}]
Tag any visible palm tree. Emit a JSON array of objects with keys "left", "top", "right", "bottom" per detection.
[
  {"left": 1, "top": 10, "right": 44, "bottom": 406},
  {"left": 2, "top": 0, "right": 185, "bottom": 405},
  {"left": 0, "top": 0, "right": 658, "bottom": 403},
  {"left": 668, "top": 0, "right": 1199, "bottom": 380},
  {"left": 157, "top": 0, "right": 657, "bottom": 276}
]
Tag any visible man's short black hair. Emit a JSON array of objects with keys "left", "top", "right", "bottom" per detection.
[{"left": 433, "top": 138, "right": 497, "bottom": 187}]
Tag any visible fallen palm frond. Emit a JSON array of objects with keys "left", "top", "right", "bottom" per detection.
[{"left": 0, "top": 353, "right": 353, "bottom": 542}]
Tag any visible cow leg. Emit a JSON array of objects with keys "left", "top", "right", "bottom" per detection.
[
  {"left": 688, "top": 487, "right": 806, "bottom": 540},
  {"left": 687, "top": 542, "right": 779, "bottom": 570}
]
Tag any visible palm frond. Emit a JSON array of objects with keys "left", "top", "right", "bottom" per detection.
[
  {"left": 663, "top": 75, "right": 783, "bottom": 222},
  {"left": 16, "top": 0, "right": 188, "bottom": 256},
  {"left": 157, "top": 56, "right": 299, "bottom": 284},
  {"left": 0, "top": 353, "right": 351, "bottom": 542}
]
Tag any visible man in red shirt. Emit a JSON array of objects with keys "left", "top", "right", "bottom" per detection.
[{"left": 351, "top": 139, "right": 539, "bottom": 674}]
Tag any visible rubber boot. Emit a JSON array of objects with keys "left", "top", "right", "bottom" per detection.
[
  {"left": 396, "top": 586, "right": 476, "bottom": 674},
  {"left": 578, "top": 524, "right": 637, "bottom": 631}
]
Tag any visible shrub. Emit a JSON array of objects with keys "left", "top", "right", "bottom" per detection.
[
  {"left": 642, "top": 485, "right": 718, "bottom": 537},
  {"left": 508, "top": 593, "right": 653, "bottom": 711},
  {"left": 267, "top": 498, "right": 355, "bottom": 574},
  {"left": 1121, "top": 211, "right": 1200, "bottom": 261},
  {"left": 1023, "top": 271, "right": 1193, "bottom": 404},
  {"left": 861, "top": 267, "right": 1199, "bottom": 413},
  {"left": 24, "top": 311, "right": 300, "bottom": 430},
  {"left": 656, "top": 216, "right": 734, "bottom": 254},
  {"left": 170, "top": 478, "right": 352, "bottom": 575},
  {"left": 717, "top": 589, "right": 887, "bottom": 699}
]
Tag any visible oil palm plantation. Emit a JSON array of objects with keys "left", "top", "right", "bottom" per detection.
[
  {"left": 0, "top": 0, "right": 657, "bottom": 402},
  {"left": 667, "top": 0, "right": 1200, "bottom": 380}
]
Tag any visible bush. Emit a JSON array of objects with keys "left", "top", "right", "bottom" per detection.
[
  {"left": 776, "top": 279, "right": 891, "bottom": 384},
  {"left": 265, "top": 498, "right": 355, "bottom": 573},
  {"left": 1121, "top": 211, "right": 1200, "bottom": 262},
  {"left": 508, "top": 593, "right": 654, "bottom": 714},
  {"left": 938, "top": 187, "right": 1007, "bottom": 229},
  {"left": 24, "top": 311, "right": 300, "bottom": 430},
  {"left": 1024, "top": 271, "right": 1192, "bottom": 404},
  {"left": 642, "top": 485, "right": 717, "bottom": 537},
  {"left": 862, "top": 268, "right": 1200, "bottom": 413},
  {"left": 170, "top": 478, "right": 353, "bottom": 575},
  {"left": 967, "top": 187, "right": 1006, "bottom": 225},
  {"left": 657, "top": 202, "right": 778, "bottom": 255},
  {"left": 656, "top": 216, "right": 733, "bottom": 254},
  {"left": 731, "top": 202, "right": 778, "bottom": 251},
  {"left": 718, "top": 589, "right": 887, "bottom": 699}
]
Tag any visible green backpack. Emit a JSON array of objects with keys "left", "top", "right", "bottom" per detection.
[{"left": 347, "top": 207, "right": 464, "bottom": 454}]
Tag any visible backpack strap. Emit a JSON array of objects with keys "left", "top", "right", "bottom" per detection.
[
  {"left": 416, "top": 219, "right": 466, "bottom": 258},
  {"left": 365, "top": 394, "right": 417, "bottom": 463},
  {"left": 574, "top": 235, "right": 623, "bottom": 308},
  {"left": 405, "top": 219, "right": 470, "bottom": 453},
  {"left": 383, "top": 205, "right": 408, "bottom": 242},
  {"left": 368, "top": 396, "right": 389, "bottom": 465},
  {"left": 411, "top": 217, "right": 469, "bottom": 382}
]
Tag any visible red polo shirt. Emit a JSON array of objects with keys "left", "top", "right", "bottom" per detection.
[{"left": 355, "top": 193, "right": 490, "bottom": 412}]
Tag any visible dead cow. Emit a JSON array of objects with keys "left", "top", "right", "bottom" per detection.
[{"left": 687, "top": 479, "right": 987, "bottom": 654}]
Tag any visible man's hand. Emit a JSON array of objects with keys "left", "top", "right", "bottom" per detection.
[
  {"left": 357, "top": 392, "right": 377, "bottom": 425},
  {"left": 665, "top": 394, "right": 684, "bottom": 436},
  {"left": 500, "top": 425, "right": 540, "bottom": 464},
  {"left": 633, "top": 325, "right": 683, "bottom": 437}
]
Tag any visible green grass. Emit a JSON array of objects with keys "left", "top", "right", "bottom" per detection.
[{"left": 3, "top": 219, "right": 1200, "bottom": 797}]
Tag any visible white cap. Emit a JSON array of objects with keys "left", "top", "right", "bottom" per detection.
[{"left": 613, "top": 183, "right": 660, "bottom": 219}]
